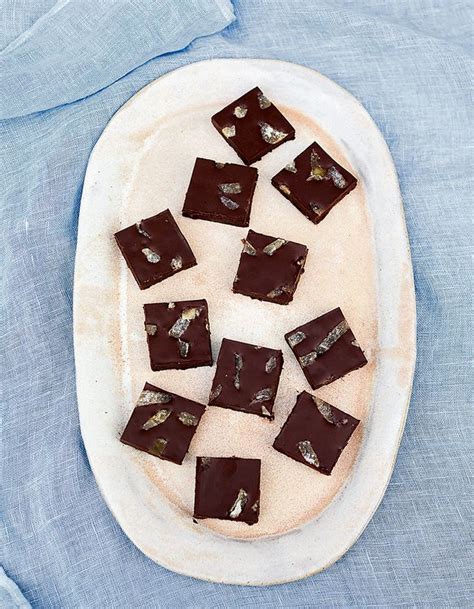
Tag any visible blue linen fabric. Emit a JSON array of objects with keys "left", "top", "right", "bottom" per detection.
[
  {"left": 1, "top": 1, "right": 472, "bottom": 607},
  {"left": 0, "top": 567, "right": 30, "bottom": 609}
]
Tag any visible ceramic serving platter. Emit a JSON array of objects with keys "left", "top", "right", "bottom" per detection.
[{"left": 74, "top": 59, "right": 416, "bottom": 585}]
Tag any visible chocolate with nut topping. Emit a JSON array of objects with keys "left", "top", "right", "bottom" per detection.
[
  {"left": 208, "top": 338, "right": 283, "bottom": 419},
  {"left": 211, "top": 87, "right": 295, "bottom": 165},
  {"left": 120, "top": 382, "right": 206, "bottom": 465},
  {"left": 271, "top": 142, "right": 357, "bottom": 224},
  {"left": 144, "top": 299, "right": 212, "bottom": 371},
  {"left": 114, "top": 209, "right": 196, "bottom": 290},
  {"left": 285, "top": 307, "right": 367, "bottom": 389},
  {"left": 233, "top": 229, "right": 308, "bottom": 305},
  {"left": 273, "top": 391, "right": 359, "bottom": 475},
  {"left": 182, "top": 158, "right": 258, "bottom": 227},
  {"left": 194, "top": 457, "right": 261, "bottom": 524}
]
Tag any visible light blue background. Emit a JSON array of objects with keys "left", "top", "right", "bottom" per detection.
[{"left": 1, "top": 1, "right": 472, "bottom": 607}]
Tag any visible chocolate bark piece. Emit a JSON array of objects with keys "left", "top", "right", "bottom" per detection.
[
  {"left": 144, "top": 299, "right": 212, "bottom": 371},
  {"left": 194, "top": 457, "right": 261, "bottom": 524},
  {"left": 120, "top": 382, "right": 206, "bottom": 465},
  {"left": 285, "top": 307, "right": 367, "bottom": 389},
  {"left": 273, "top": 391, "right": 359, "bottom": 475},
  {"left": 211, "top": 87, "right": 295, "bottom": 165},
  {"left": 208, "top": 338, "right": 283, "bottom": 419},
  {"left": 232, "top": 229, "right": 308, "bottom": 305},
  {"left": 114, "top": 209, "right": 196, "bottom": 290},
  {"left": 271, "top": 142, "right": 357, "bottom": 224},
  {"left": 182, "top": 158, "right": 258, "bottom": 227}
]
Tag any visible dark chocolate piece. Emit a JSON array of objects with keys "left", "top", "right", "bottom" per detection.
[
  {"left": 233, "top": 229, "right": 308, "bottom": 305},
  {"left": 285, "top": 307, "right": 367, "bottom": 389},
  {"left": 144, "top": 299, "right": 212, "bottom": 371},
  {"left": 114, "top": 209, "right": 196, "bottom": 290},
  {"left": 273, "top": 391, "right": 359, "bottom": 475},
  {"left": 120, "top": 382, "right": 206, "bottom": 465},
  {"left": 211, "top": 87, "right": 295, "bottom": 165},
  {"left": 182, "top": 158, "right": 258, "bottom": 227},
  {"left": 271, "top": 142, "right": 357, "bottom": 224},
  {"left": 194, "top": 457, "right": 261, "bottom": 524},
  {"left": 208, "top": 338, "right": 283, "bottom": 419}
]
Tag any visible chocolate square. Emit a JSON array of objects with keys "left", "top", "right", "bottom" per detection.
[
  {"left": 273, "top": 391, "right": 359, "bottom": 475},
  {"left": 182, "top": 157, "right": 258, "bottom": 227},
  {"left": 114, "top": 209, "right": 196, "bottom": 290},
  {"left": 211, "top": 87, "right": 295, "bottom": 165},
  {"left": 271, "top": 142, "right": 357, "bottom": 224},
  {"left": 120, "top": 383, "right": 206, "bottom": 465},
  {"left": 209, "top": 338, "right": 283, "bottom": 419},
  {"left": 232, "top": 229, "right": 308, "bottom": 305},
  {"left": 194, "top": 457, "right": 261, "bottom": 524},
  {"left": 285, "top": 307, "right": 367, "bottom": 389},
  {"left": 144, "top": 299, "right": 212, "bottom": 371}
]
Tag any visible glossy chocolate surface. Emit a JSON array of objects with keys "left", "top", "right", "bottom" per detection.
[
  {"left": 233, "top": 229, "right": 308, "bottom": 305},
  {"left": 120, "top": 382, "right": 206, "bottom": 465},
  {"left": 114, "top": 209, "right": 196, "bottom": 290},
  {"left": 194, "top": 457, "right": 261, "bottom": 524},
  {"left": 144, "top": 299, "right": 212, "bottom": 371},
  {"left": 211, "top": 87, "right": 295, "bottom": 165},
  {"left": 182, "top": 157, "right": 258, "bottom": 227},
  {"left": 285, "top": 307, "right": 367, "bottom": 389},
  {"left": 272, "top": 142, "right": 357, "bottom": 224},
  {"left": 208, "top": 338, "right": 283, "bottom": 419},
  {"left": 273, "top": 391, "right": 359, "bottom": 475}
]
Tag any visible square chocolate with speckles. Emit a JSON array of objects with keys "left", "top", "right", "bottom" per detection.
[
  {"left": 285, "top": 307, "right": 367, "bottom": 390},
  {"left": 194, "top": 457, "right": 261, "bottom": 524},
  {"left": 208, "top": 338, "right": 283, "bottom": 419},
  {"left": 144, "top": 299, "right": 212, "bottom": 371},
  {"left": 211, "top": 87, "right": 295, "bottom": 165},
  {"left": 114, "top": 209, "right": 196, "bottom": 290},
  {"left": 271, "top": 142, "right": 357, "bottom": 224},
  {"left": 273, "top": 391, "right": 359, "bottom": 475},
  {"left": 232, "top": 229, "right": 308, "bottom": 305},
  {"left": 120, "top": 383, "right": 206, "bottom": 465},
  {"left": 182, "top": 158, "right": 258, "bottom": 227}
]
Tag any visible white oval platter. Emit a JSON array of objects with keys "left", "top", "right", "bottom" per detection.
[{"left": 74, "top": 59, "right": 416, "bottom": 585}]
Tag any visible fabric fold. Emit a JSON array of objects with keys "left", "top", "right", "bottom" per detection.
[
  {"left": 0, "top": 568, "right": 31, "bottom": 609},
  {"left": 0, "top": 0, "right": 235, "bottom": 119}
]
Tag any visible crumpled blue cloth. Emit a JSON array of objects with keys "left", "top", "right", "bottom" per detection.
[
  {"left": 1, "top": 1, "right": 472, "bottom": 608},
  {"left": 0, "top": 0, "right": 235, "bottom": 119},
  {"left": 0, "top": 568, "right": 30, "bottom": 609}
]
